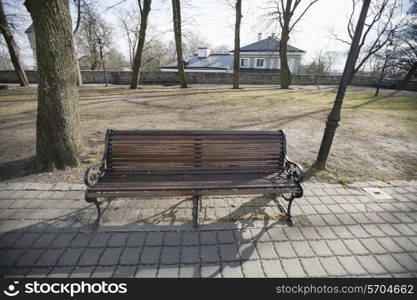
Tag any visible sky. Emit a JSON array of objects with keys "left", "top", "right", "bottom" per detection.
[
  {"left": 104, "top": 0, "right": 354, "bottom": 70},
  {"left": 4, "top": 0, "right": 407, "bottom": 71}
]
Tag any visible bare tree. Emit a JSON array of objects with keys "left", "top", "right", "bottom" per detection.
[
  {"left": 304, "top": 50, "right": 337, "bottom": 74},
  {"left": 24, "top": 0, "right": 83, "bottom": 170},
  {"left": 0, "top": 0, "right": 29, "bottom": 86},
  {"left": 118, "top": 7, "right": 140, "bottom": 68},
  {"left": 71, "top": 0, "right": 83, "bottom": 86},
  {"left": 118, "top": 9, "right": 168, "bottom": 71},
  {"left": 172, "top": 0, "right": 187, "bottom": 88},
  {"left": 233, "top": 0, "right": 242, "bottom": 89},
  {"left": 77, "top": 5, "right": 100, "bottom": 70},
  {"left": 0, "top": 39, "right": 13, "bottom": 69},
  {"left": 397, "top": 45, "right": 417, "bottom": 90},
  {"left": 183, "top": 31, "right": 210, "bottom": 56},
  {"left": 96, "top": 25, "right": 111, "bottom": 86},
  {"left": 212, "top": 44, "right": 230, "bottom": 54},
  {"left": 331, "top": 0, "right": 403, "bottom": 81},
  {"left": 140, "top": 38, "right": 168, "bottom": 71},
  {"left": 76, "top": 5, "right": 123, "bottom": 79},
  {"left": 374, "top": 38, "right": 395, "bottom": 96},
  {"left": 165, "top": 40, "right": 177, "bottom": 62},
  {"left": 396, "top": 1, "right": 417, "bottom": 90},
  {"left": 130, "top": 0, "right": 152, "bottom": 89},
  {"left": 314, "top": 0, "right": 371, "bottom": 170},
  {"left": 267, "top": 0, "right": 319, "bottom": 89}
]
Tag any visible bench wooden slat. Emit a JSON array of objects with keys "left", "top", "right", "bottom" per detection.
[
  {"left": 95, "top": 177, "right": 292, "bottom": 186},
  {"left": 100, "top": 173, "right": 283, "bottom": 181},
  {"left": 109, "top": 130, "right": 282, "bottom": 135},
  {"left": 109, "top": 134, "right": 280, "bottom": 139},
  {"left": 105, "top": 169, "right": 279, "bottom": 175},
  {"left": 112, "top": 152, "right": 279, "bottom": 160},
  {"left": 90, "top": 182, "right": 296, "bottom": 191},
  {"left": 109, "top": 157, "right": 281, "bottom": 163}
]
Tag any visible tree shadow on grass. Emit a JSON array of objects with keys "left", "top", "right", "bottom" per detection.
[{"left": 0, "top": 157, "right": 39, "bottom": 181}]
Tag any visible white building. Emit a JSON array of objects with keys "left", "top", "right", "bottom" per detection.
[{"left": 160, "top": 33, "right": 305, "bottom": 74}]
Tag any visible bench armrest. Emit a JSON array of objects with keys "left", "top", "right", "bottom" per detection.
[
  {"left": 84, "top": 129, "right": 112, "bottom": 187},
  {"left": 84, "top": 161, "right": 105, "bottom": 187},
  {"left": 279, "top": 130, "right": 304, "bottom": 183},
  {"left": 284, "top": 156, "right": 304, "bottom": 183}
]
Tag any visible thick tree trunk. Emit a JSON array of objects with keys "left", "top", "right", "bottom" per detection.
[
  {"left": 25, "top": 0, "right": 83, "bottom": 171},
  {"left": 130, "top": 0, "right": 152, "bottom": 89},
  {"left": 172, "top": 0, "right": 187, "bottom": 88},
  {"left": 232, "top": 0, "right": 242, "bottom": 89},
  {"left": 0, "top": 0, "right": 29, "bottom": 86},
  {"left": 397, "top": 61, "right": 417, "bottom": 91},
  {"left": 314, "top": 0, "right": 371, "bottom": 170}
]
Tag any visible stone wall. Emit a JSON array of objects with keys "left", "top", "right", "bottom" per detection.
[{"left": 0, "top": 70, "right": 416, "bottom": 91}]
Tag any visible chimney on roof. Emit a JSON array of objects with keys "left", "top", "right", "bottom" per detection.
[
  {"left": 197, "top": 47, "right": 210, "bottom": 58},
  {"left": 271, "top": 32, "right": 276, "bottom": 39},
  {"left": 258, "top": 33, "right": 262, "bottom": 41}
]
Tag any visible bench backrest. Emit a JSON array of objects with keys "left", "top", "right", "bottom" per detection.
[{"left": 105, "top": 130, "right": 286, "bottom": 175}]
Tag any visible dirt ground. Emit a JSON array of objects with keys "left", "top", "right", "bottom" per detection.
[{"left": 0, "top": 84, "right": 416, "bottom": 184}]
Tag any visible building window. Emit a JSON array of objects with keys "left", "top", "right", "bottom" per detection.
[
  {"left": 240, "top": 58, "right": 249, "bottom": 68},
  {"left": 256, "top": 58, "right": 265, "bottom": 68}
]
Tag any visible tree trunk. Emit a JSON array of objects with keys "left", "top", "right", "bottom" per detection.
[
  {"left": 25, "top": 0, "right": 82, "bottom": 171},
  {"left": 279, "top": 28, "right": 291, "bottom": 89},
  {"left": 374, "top": 53, "right": 389, "bottom": 97},
  {"left": 0, "top": 0, "right": 29, "bottom": 86},
  {"left": 397, "top": 61, "right": 417, "bottom": 91},
  {"left": 172, "top": 0, "right": 187, "bottom": 88},
  {"left": 99, "top": 46, "right": 108, "bottom": 87},
  {"left": 73, "top": 38, "right": 83, "bottom": 87},
  {"left": 75, "top": 55, "right": 83, "bottom": 86},
  {"left": 232, "top": 0, "right": 242, "bottom": 89},
  {"left": 314, "top": 0, "right": 371, "bottom": 170},
  {"left": 130, "top": 0, "right": 152, "bottom": 89},
  {"left": 72, "top": 35, "right": 83, "bottom": 86},
  {"left": 279, "top": 0, "right": 292, "bottom": 89}
]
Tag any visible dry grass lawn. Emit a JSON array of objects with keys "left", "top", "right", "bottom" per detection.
[{"left": 0, "top": 84, "right": 416, "bottom": 184}]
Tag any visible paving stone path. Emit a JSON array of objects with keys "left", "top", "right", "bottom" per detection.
[{"left": 0, "top": 180, "right": 416, "bottom": 278}]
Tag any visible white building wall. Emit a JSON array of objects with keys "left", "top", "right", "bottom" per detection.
[{"left": 239, "top": 52, "right": 303, "bottom": 73}]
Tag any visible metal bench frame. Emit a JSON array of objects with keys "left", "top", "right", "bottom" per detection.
[{"left": 84, "top": 129, "right": 304, "bottom": 228}]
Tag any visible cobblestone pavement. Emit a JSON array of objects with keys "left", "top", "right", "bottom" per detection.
[{"left": 0, "top": 180, "right": 416, "bottom": 278}]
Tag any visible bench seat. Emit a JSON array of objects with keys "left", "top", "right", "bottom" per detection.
[{"left": 87, "top": 172, "right": 301, "bottom": 198}]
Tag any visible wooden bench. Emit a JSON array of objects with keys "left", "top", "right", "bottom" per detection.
[{"left": 84, "top": 129, "right": 304, "bottom": 227}]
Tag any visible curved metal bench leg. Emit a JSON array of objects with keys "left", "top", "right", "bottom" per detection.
[
  {"left": 192, "top": 196, "right": 200, "bottom": 228},
  {"left": 92, "top": 199, "right": 102, "bottom": 228},
  {"left": 85, "top": 193, "right": 102, "bottom": 228},
  {"left": 273, "top": 193, "right": 294, "bottom": 226},
  {"left": 285, "top": 197, "right": 294, "bottom": 226}
]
